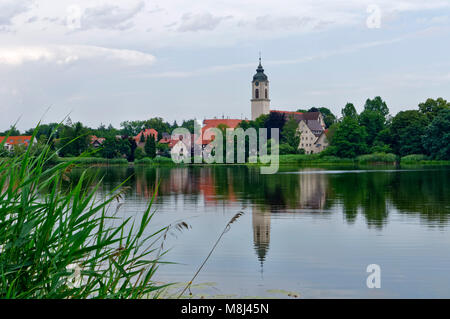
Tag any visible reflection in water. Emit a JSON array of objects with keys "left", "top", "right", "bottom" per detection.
[
  {"left": 71, "top": 165, "right": 450, "bottom": 266},
  {"left": 252, "top": 207, "right": 271, "bottom": 271}
]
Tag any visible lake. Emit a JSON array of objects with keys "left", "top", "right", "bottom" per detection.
[{"left": 71, "top": 165, "right": 450, "bottom": 298}]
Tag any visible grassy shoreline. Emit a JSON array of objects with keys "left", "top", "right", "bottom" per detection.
[{"left": 36, "top": 153, "right": 450, "bottom": 167}]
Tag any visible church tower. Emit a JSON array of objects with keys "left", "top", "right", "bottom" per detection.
[{"left": 251, "top": 57, "right": 270, "bottom": 120}]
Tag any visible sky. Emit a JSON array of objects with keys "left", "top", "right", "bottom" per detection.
[{"left": 1, "top": 0, "right": 450, "bottom": 131}]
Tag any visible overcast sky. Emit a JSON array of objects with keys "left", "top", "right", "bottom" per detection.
[{"left": 1, "top": 0, "right": 450, "bottom": 131}]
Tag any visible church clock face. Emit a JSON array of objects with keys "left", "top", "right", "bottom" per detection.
[{"left": 255, "top": 81, "right": 259, "bottom": 86}]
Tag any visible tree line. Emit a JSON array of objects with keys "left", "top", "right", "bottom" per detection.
[{"left": 2, "top": 97, "right": 449, "bottom": 161}]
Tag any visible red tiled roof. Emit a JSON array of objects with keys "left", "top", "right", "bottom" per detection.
[
  {"left": 202, "top": 119, "right": 242, "bottom": 144},
  {"left": 0, "top": 136, "right": 32, "bottom": 146},
  {"left": 134, "top": 129, "right": 158, "bottom": 143}
]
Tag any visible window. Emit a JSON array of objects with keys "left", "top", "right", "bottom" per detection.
[
  {"left": 265, "top": 89, "right": 268, "bottom": 99},
  {"left": 255, "top": 89, "right": 259, "bottom": 99}
]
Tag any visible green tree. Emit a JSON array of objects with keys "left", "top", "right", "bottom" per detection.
[
  {"left": 342, "top": 103, "right": 358, "bottom": 119},
  {"left": 58, "top": 121, "right": 90, "bottom": 157},
  {"left": 359, "top": 110, "right": 386, "bottom": 146},
  {"left": 180, "top": 119, "right": 196, "bottom": 134},
  {"left": 120, "top": 121, "right": 144, "bottom": 136},
  {"left": 281, "top": 116, "right": 300, "bottom": 150},
  {"left": 156, "top": 142, "right": 170, "bottom": 156},
  {"left": 419, "top": 97, "right": 450, "bottom": 121},
  {"left": 145, "top": 136, "right": 156, "bottom": 158},
  {"left": 423, "top": 109, "right": 450, "bottom": 159},
  {"left": 330, "top": 117, "right": 368, "bottom": 158},
  {"left": 100, "top": 137, "right": 131, "bottom": 159},
  {"left": 318, "top": 107, "right": 336, "bottom": 128},
  {"left": 144, "top": 117, "right": 171, "bottom": 137},
  {"left": 0, "top": 126, "right": 20, "bottom": 136},
  {"left": 390, "top": 110, "right": 429, "bottom": 156},
  {"left": 364, "top": 96, "right": 389, "bottom": 118}
]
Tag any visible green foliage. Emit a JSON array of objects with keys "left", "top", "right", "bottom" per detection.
[
  {"left": 265, "top": 112, "right": 286, "bottom": 135},
  {"left": 317, "top": 107, "right": 336, "bottom": 128},
  {"left": 145, "top": 136, "right": 156, "bottom": 159},
  {"left": 134, "top": 147, "right": 146, "bottom": 160},
  {"left": 359, "top": 110, "right": 386, "bottom": 146},
  {"left": 357, "top": 153, "right": 396, "bottom": 164},
  {"left": 135, "top": 156, "right": 175, "bottom": 165},
  {"left": 341, "top": 103, "right": 358, "bottom": 119},
  {"left": 400, "top": 154, "right": 428, "bottom": 163},
  {"left": 423, "top": 109, "right": 450, "bottom": 160},
  {"left": 370, "top": 142, "right": 392, "bottom": 154},
  {"left": 57, "top": 157, "right": 129, "bottom": 165},
  {"left": 329, "top": 117, "right": 368, "bottom": 158},
  {"left": 281, "top": 116, "right": 300, "bottom": 149},
  {"left": 364, "top": 96, "right": 389, "bottom": 118},
  {"left": 57, "top": 121, "right": 90, "bottom": 157},
  {"left": 419, "top": 97, "right": 450, "bottom": 121},
  {"left": 0, "top": 134, "right": 169, "bottom": 298},
  {"left": 120, "top": 120, "right": 144, "bottom": 136},
  {"left": 0, "top": 126, "right": 20, "bottom": 136},
  {"left": 144, "top": 117, "right": 170, "bottom": 137},
  {"left": 277, "top": 154, "right": 354, "bottom": 164},
  {"left": 279, "top": 143, "right": 297, "bottom": 155},
  {"left": 390, "top": 110, "right": 429, "bottom": 156},
  {"left": 100, "top": 137, "right": 131, "bottom": 160}
]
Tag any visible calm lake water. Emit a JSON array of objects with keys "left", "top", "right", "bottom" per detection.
[{"left": 72, "top": 165, "right": 450, "bottom": 298}]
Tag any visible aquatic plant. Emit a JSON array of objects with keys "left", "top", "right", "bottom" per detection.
[{"left": 0, "top": 130, "right": 173, "bottom": 298}]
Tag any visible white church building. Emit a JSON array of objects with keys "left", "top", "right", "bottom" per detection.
[{"left": 250, "top": 58, "right": 329, "bottom": 154}]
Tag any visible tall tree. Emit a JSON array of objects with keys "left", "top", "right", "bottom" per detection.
[
  {"left": 281, "top": 116, "right": 300, "bottom": 150},
  {"left": 58, "top": 121, "right": 89, "bottom": 157},
  {"left": 318, "top": 107, "right": 337, "bottom": 128},
  {"left": 145, "top": 136, "right": 156, "bottom": 158},
  {"left": 359, "top": 110, "right": 386, "bottom": 147},
  {"left": 419, "top": 97, "right": 450, "bottom": 121},
  {"left": 390, "top": 110, "right": 429, "bottom": 156},
  {"left": 364, "top": 96, "right": 389, "bottom": 118},
  {"left": 342, "top": 103, "right": 358, "bottom": 119},
  {"left": 423, "top": 109, "right": 450, "bottom": 160},
  {"left": 330, "top": 117, "right": 368, "bottom": 158}
]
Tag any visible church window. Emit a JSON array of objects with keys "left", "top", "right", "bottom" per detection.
[
  {"left": 265, "top": 89, "right": 268, "bottom": 99},
  {"left": 255, "top": 89, "right": 259, "bottom": 99}
]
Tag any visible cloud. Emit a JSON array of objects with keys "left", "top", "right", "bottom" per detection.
[
  {"left": 177, "top": 12, "right": 232, "bottom": 32},
  {"left": 78, "top": 1, "right": 146, "bottom": 30},
  {"left": 254, "top": 15, "right": 315, "bottom": 30},
  {"left": 0, "top": 0, "right": 31, "bottom": 26},
  {"left": 0, "top": 45, "right": 156, "bottom": 66}
]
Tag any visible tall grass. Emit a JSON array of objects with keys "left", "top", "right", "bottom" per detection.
[
  {"left": 135, "top": 156, "right": 175, "bottom": 165},
  {"left": 57, "top": 157, "right": 129, "bottom": 165},
  {"left": 0, "top": 132, "right": 173, "bottom": 299},
  {"left": 400, "top": 154, "right": 428, "bottom": 163},
  {"left": 356, "top": 153, "right": 397, "bottom": 164}
]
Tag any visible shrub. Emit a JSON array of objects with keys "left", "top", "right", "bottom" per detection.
[
  {"left": 356, "top": 152, "right": 396, "bottom": 164},
  {"left": 57, "top": 157, "right": 128, "bottom": 165},
  {"left": 400, "top": 154, "right": 428, "bottom": 163}
]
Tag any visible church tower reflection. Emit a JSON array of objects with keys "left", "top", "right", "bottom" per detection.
[{"left": 252, "top": 206, "right": 271, "bottom": 271}]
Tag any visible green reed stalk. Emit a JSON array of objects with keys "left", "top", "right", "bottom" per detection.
[{"left": 0, "top": 127, "right": 172, "bottom": 299}]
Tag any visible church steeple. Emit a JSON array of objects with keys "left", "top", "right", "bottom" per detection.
[{"left": 251, "top": 55, "right": 270, "bottom": 120}]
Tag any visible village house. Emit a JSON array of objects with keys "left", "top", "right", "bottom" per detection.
[
  {"left": 134, "top": 128, "right": 158, "bottom": 148},
  {"left": 90, "top": 135, "right": 106, "bottom": 148},
  {"left": 0, "top": 136, "right": 35, "bottom": 152}
]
